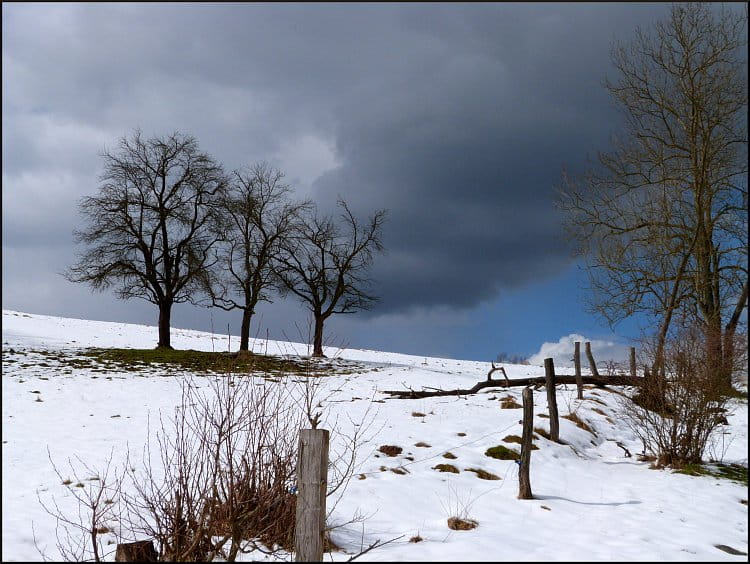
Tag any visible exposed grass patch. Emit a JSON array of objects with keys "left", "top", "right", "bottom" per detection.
[
  {"left": 79, "top": 347, "right": 312, "bottom": 375},
  {"left": 534, "top": 427, "right": 551, "bottom": 440},
  {"left": 675, "top": 463, "right": 748, "bottom": 486},
  {"left": 502, "top": 435, "right": 538, "bottom": 450},
  {"left": 465, "top": 468, "right": 501, "bottom": 480},
  {"left": 562, "top": 412, "right": 597, "bottom": 436},
  {"left": 414, "top": 442, "right": 431, "bottom": 448},
  {"left": 714, "top": 544, "right": 747, "bottom": 556},
  {"left": 442, "top": 452, "right": 457, "bottom": 459},
  {"left": 378, "top": 445, "right": 403, "bottom": 457},
  {"left": 411, "top": 412, "right": 426, "bottom": 417},
  {"left": 409, "top": 535, "right": 423, "bottom": 543},
  {"left": 538, "top": 413, "right": 550, "bottom": 419},
  {"left": 433, "top": 464, "right": 459, "bottom": 473},
  {"left": 590, "top": 407, "right": 608, "bottom": 417},
  {"left": 484, "top": 445, "right": 519, "bottom": 461}
]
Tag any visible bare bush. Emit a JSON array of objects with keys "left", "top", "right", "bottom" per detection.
[
  {"left": 619, "top": 324, "right": 738, "bottom": 467},
  {"left": 121, "top": 373, "right": 303, "bottom": 561},
  {"left": 39, "top": 360, "right": 380, "bottom": 561}
]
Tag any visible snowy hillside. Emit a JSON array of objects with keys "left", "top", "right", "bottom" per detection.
[{"left": 2, "top": 310, "right": 748, "bottom": 561}]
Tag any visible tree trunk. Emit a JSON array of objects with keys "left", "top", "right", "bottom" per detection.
[
  {"left": 157, "top": 301, "right": 173, "bottom": 349},
  {"left": 312, "top": 315, "right": 325, "bottom": 358},
  {"left": 239, "top": 308, "right": 253, "bottom": 352}
]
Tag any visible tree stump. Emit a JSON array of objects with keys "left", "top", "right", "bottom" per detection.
[{"left": 115, "top": 540, "right": 157, "bottom": 562}]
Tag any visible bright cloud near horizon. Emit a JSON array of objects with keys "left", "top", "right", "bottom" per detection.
[
  {"left": 3, "top": 2, "right": 697, "bottom": 361},
  {"left": 527, "top": 333, "right": 631, "bottom": 368}
]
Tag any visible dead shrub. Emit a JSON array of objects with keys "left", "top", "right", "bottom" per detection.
[
  {"left": 120, "top": 373, "right": 303, "bottom": 561},
  {"left": 620, "top": 324, "right": 739, "bottom": 467}
]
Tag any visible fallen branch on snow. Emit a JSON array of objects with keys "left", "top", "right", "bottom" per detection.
[{"left": 381, "top": 374, "right": 643, "bottom": 399}]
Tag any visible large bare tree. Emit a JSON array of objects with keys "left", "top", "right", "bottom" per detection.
[
  {"left": 274, "top": 200, "right": 386, "bottom": 357},
  {"left": 558, "top": 3, "right": 748, "bottom": 388},
  {"left": 203, "top": 162, "right": 310, "bottom": 352},
  {"left": 67, "top": 130, "right": 228, "bottom": 349}
]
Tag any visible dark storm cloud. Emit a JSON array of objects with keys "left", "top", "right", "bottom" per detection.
[{"left": 2, "top": 2, "right": 672, "bottom": 328}]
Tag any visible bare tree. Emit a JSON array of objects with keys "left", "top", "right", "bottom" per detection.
[
  {"left": 203, "top": 162, "right": 310, "bottom": 352},
  {"left": 66, "top": 130, "right": 228, "bottom": 349},
  {"left": 558, "top": 3, "right": 748, "bottom": 389},
  {"left": 274, "top": 200, "right": 386, "bottom": 357}
]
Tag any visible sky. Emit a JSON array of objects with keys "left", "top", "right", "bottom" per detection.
[{"left": 3, "top": 2, "right": 697, "bottom": 362}]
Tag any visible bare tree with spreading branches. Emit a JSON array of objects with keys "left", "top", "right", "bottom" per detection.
[
  {"left": 274, "top": 200, "right": 386, "bottom": 357},
  {"left": 202, "top": 162, "right": 311, "bottom": 352},
  {"left": 558, "top": 3, "right": 748, "bottom": 390},
  {"left": 66, "top": 130, "right": 228, "bottom": 349}
]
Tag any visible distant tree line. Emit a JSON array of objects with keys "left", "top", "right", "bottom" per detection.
[{"left": 66, "top": 130, "right": 386, "bottom": 357}]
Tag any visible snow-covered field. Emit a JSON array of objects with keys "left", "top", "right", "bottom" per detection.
[{"left": 2, "top": 309, "right": 748, "bottom": 561}]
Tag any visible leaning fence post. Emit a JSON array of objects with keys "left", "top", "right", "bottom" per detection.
[
  {"left": 574, "top": 341, "right": 583, "bottom": 400},
  {"left": 544, "top": 357, "right": 560, "bottom": 442},
  {"left": 518, "top": 386, "right": 534, "bottom": 499},
  {"left": 295, "top": 428, "right": 329, "bottom": 562},
  {"left": 584, "top": 341, "right": 600, "bottom": 378},
  {"left": 629, "top": 347, "right": 637, "bottom": 379}
]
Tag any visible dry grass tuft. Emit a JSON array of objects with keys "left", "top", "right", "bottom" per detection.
[
  {"left": 500, "top": 396, "right": 522, "bottom": 409},
  {"left": 465, "top": 468, "right": 501, "bottom": 480},
  {"left": 433, "top": 464, "right": 460, "bottom": 473},
  {"left": 562, "top": 413, "right": 597, "bottom": 436},
  {"left": 447, "top": 517, "right": 478, "bottom": 531},
  {"left": 484, "top": 445, "right": 519, "bottom": 460},
  {"left": 378, "top": 445, "right": 403, "bottom": 457}
]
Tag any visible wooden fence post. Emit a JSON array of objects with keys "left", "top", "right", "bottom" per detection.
[
  {"left": 629, "top": 347, "right": 637, "bottom": 379},
  {"left": 544, "top": 358, "right": 560, "bottom": 442},
  {"left": 574, "top": 341, "right": 583, "bottom": 400},
  {"left": 518, "top": 386, "right": 534, "bottom": 499},
  {"left": 295, "top": 428, "right": 329, "bottom": 562},
  {"left": 584, "top": 341, "right": 600, "bottom": 378}
]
